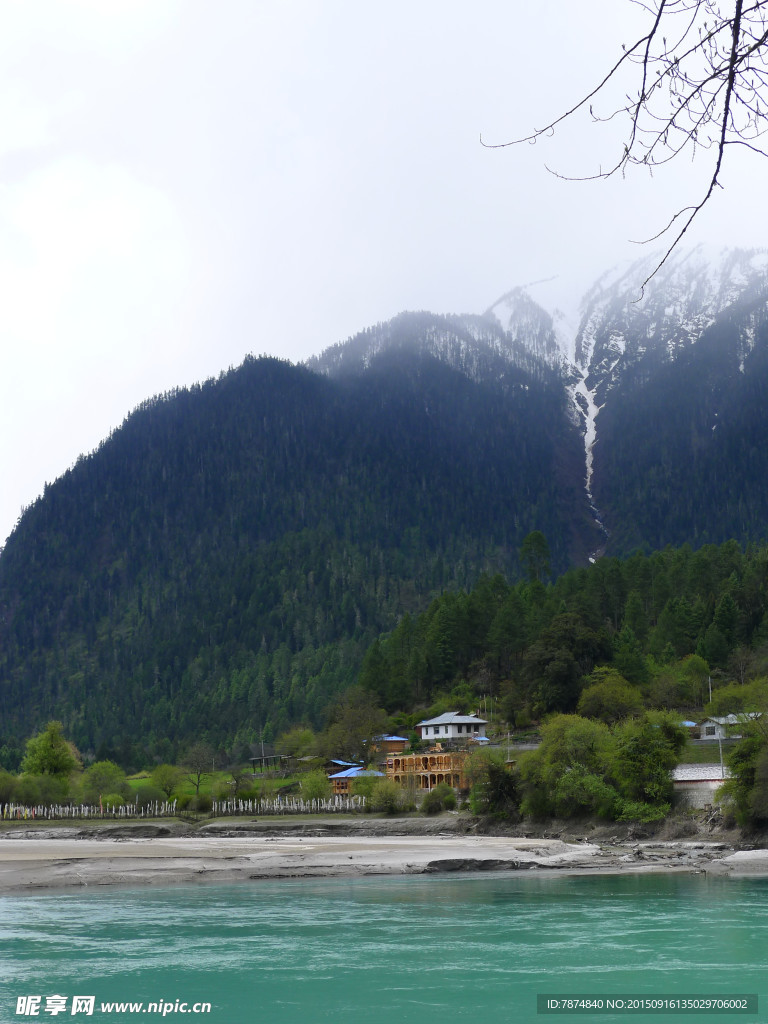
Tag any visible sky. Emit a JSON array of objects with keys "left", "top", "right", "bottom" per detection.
[{"left": 2, "top": 0, "right": 767, "bottom": 547}]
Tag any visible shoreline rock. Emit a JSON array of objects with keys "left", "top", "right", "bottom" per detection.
[{"left": 0, "top": 814, "right": 757, "bottom": 892}]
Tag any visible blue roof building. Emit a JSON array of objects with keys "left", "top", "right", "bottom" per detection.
[{"left": 328, "top": 766, "right": 384, "bottom": 794}]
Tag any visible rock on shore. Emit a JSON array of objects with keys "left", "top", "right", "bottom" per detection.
[{"left": 0, "top": 814, "right": 756, "bottom": 891}]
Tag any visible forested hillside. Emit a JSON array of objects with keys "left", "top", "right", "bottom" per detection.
[
  {"left": 3, "top": 251, "right": 768, "bottom": 768},
  {"left": 359, "top": 540, "right": 768, "bottom": 725},
  {"left": 558, "top": 247, "right": 768, "bottom": 558},
  {"left": 594, "top": 303, "right": 768, "bottom": 554},
  {"left": 0, "top": 336, "right": 588, "bottom": 763}
]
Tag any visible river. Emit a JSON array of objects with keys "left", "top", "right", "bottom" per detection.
[{"left": 2, "top": 872, "right": 766, "bottom": 1023}]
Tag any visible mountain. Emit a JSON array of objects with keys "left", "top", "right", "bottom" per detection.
[
  {"left": 0, "top": 328, "right": 589, "bottom": 761},
  {"left": 574, "top": 247, "right": 768, "bottom": 555},
  {"left": 2, "top": 243, "right": 768, "bottom": 760},
  {"left": 490, "top": 245, "right": 768, "bottom": 557}
]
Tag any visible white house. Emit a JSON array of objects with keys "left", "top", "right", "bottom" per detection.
[
  {"left": 672, "top": 763, "right": 730, "bottom": 808},
  {"left": 416, "top": 712, "right": 487, "bottom": 742},
  {"left": 699, "top": 712, "right": 761, "bottom": 740}
]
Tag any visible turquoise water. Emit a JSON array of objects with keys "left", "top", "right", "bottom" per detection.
[{"left": 2, "top": 873, "right": 767, "bottom": 1024}]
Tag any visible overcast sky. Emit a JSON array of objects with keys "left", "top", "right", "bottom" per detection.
[{"left": 2, "top": 0, "right": 767, "bottom": 547}]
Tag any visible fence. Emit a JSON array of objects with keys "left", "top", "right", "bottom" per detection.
[
  {"left": 212, "top": 795, "right": 364, "bottom": 815},
  {"left": 1, "top": 794, "right": 365, "bottom": 821},
  {"left": 1, "top": 801, "right": 178, "bottom": 820}
]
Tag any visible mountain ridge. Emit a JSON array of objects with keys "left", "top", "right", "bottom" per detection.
[
  {"left": 481, "top": 245, "right": 768, "bottom": 555},
  {"left": 0, "top": 339, "right": 592, "bottom": 757},
  {"left": 2, "top": 244, "right": 768, "bottom": 756}
]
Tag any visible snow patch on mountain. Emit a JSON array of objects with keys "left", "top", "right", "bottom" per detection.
[
  {"left": 496, "top": 244, "right": 768, "bottom": 554},
  {"left": 484, "top": 285, "right": 570, "bottom": 368},
  {"left": 307, "top": 309, "right": 552, "bottom": 387},
  {"left": 309, "top": 244, "right": 768, "bottom": 560},
  {"left": 574, "top": 244, "right": 768, "bottom": 372}
]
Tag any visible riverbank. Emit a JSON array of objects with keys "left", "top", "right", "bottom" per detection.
[{"left": 0, "top": 814, "right": 764, "bottom": 891}]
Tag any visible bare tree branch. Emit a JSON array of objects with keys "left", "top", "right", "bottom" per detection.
[
  {"left": 486, "top": 1, "right": 768, "bottom": 286},
  {"left": 480, "top": 4, "right": 669, "bottom": 150},
  {"left": 636, "top": 0, "right": 746, "bottom": 290}
]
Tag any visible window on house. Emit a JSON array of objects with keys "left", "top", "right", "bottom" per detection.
[{"left": 705, "top": 726, "right": 716, "bottom": 736}]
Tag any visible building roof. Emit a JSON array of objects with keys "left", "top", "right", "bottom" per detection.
[
  {"left": 328, "top": 767, "right": 385, "bottom": 779},
  {"left": 327, "top": 759, "right": 361, "bottom": 767},
  {"left": 373, "top": 735, "right": 410, "bottom": 742},
  {"left": 701, "top": 713, "right": 762, "bottom": 726},
  {"left": 417, "top": 712, "right": 488, "bottom": 727},
  {"left": 672, "top": 764, "right": 730, "bottom": 782}
]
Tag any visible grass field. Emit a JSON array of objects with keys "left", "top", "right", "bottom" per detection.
[{"left": 680, "top": 740, "right": 733, "bottom": 764}]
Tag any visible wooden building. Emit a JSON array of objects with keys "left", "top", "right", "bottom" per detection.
[
  {"left": 328, "top": 766, "right": 384, "bottom": 795},
  {"left": 370, "top": 734, "right": 409, "bottom": 755},
  {"left": 385, "top": 751, "right": 469, "bottom": 791}
]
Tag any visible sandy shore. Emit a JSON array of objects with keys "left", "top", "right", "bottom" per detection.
[{"left": 0, "top": 820, "right": 760, "bottom": 891}]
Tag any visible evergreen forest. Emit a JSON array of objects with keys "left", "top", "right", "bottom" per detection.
[
  {"left": 357, "top": 539, "right": 768, "bottom": 724},
  {"left": 3, "top": 300, "right": 768, "bottom": 774},
  {"left": 0, "top": 346, "right": 589, "bottom": 764}
]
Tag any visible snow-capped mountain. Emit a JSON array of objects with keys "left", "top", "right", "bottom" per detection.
[
  {"left": 566, "top": 245, "right": 768, "bottom": 555},
  {"left": 574, "top": 245, "right": 768, "bottom": 392},
  {"left": 308, "top": 244, "right": 768, "bottom": 561},
  {"left": 484, "top": 284, "right": 572, "bottom": 368},
  {"left": 307, "top": 309, "right": 555, "bottom": 387},
  {"left": 5, "top": 244, "right": 768, "bottom": 756}
]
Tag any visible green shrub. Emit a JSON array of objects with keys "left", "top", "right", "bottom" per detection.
[
  {"left": 212, "top": 780, "right": 260, "bottom": 803},
  {"left": 615, "top": 800, "right": 670, "bottom": 823},
  {"left": 40, "top": 774, "right": 72, "bottom": 805},
  {"left": 13, "top": 775, "right": 41, "bottom": 805},
  {"left": 212, "top": 780, "right": 234, "bottom": 801},
  {"left": 350, "top": 775, "right": 380, "bottom": 800},
  {"left": 421, "top": 783, "right": 457, "bottom": 815},
  {"left": 514, "top": 709, "right": 532, "bottom": 730},
  {"left": 13, "top": 773, "right": 70, "bottom": 806},
  {"left": 20, "top": 721, "right": 80, "bottom": 778},
  {"left": 369, "top": 780, "right": 410, "bottom": 815},
  {"left": 468, "top": 751, "right": 519, "bottom": 818},
  {"left": 189, "top": 793, "right": 212, "bottom": 813},
  {"left": 150, "top": 764, "right": 183, "bottom": 799},
  {"left": 0, "top": 770, "right": 17, "bottom": 803},
  {"left": 577, "top": 670, "right": 644, "bottom": 724},
  {"left": 420, "top": 789, "right": 442, "bottom": 815},
  {"left": 79, "top": 760, "right": 130, "bottom": 805},
  {"left": 102, "top": 793, "right": 125, "bottom": 809},
  {"left": 300, "top": 770, "right": 332, "bottom": 801},
  {"left": 134, "top": 785, "right": 166, "bottom": 809},
  {"left": 519, "top": 712, "right": 682, "bottom": 821}
]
